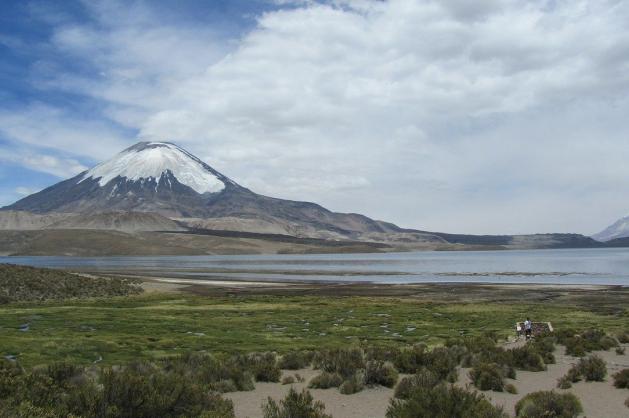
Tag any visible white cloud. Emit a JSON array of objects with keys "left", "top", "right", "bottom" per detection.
[
  {"left": 4, "top": 0, "right": 629, "bottom": 234},
  {"left": 0, "top": 147, "right": 88, "bottom": 178}
]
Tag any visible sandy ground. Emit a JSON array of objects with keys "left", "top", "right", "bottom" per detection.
[
  {"left": 459, "top": 345, "right": 629, "bottom": 418},
  {"left": 138, "top": 277, "right": 291, "bottom": 294},
  {"left": 226, "top": 368, "right": 396, "bottom": 418},
  {"left": 226, "top": 344, "right": 629, "bottom": 418}
]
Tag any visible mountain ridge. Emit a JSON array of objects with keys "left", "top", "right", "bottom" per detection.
[{"left": 1, "top": 141, "right": 608, "bottom": 252}]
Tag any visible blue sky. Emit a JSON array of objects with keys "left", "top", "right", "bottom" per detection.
[{"left": 1, "top": 0, "right": 629, "bottom": 235}]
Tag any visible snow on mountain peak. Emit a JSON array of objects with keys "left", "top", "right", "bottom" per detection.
[
  {"left": 592, "top": 215, "right": 629, "bottom": 242},
  {"left": 80, "top": 141, "right": 227, "bottom": 194}
]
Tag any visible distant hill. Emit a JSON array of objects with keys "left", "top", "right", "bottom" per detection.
[{"left": 0, "top": 264, "right": 142, "bottom": 303}]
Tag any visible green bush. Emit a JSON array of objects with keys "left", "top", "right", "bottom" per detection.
[
  {"left": 424, "top": 347, "right": 459, "bottom": 381},
  {"left": 509, "top": 345, "right": 546, "bottom": 372},
  {"left": 469, "top": 363, "right": 506, "bottom": 392},
  {"left": 393, "top": 344, "right": 459, "bottom": 381},
  {"left": 616, "top": 347, "right": 626, "bottom": 355},
  {"left": 339, "top": 373, "right": 365, "bottom": 395},
  {"left": 386, "top": 383, "right": 507, "bottom": 418},
  {"left": 505, "top": 383, "right": 517, "bottom": 394},
  {"left": 308, "top": 372, "right": 343, "bottom": 389},
  {"left": 561, "top": 355, "right": 607, "bottom": 383},
  {"left": 364, "top": 361, "right": 398, "bottom": 388},
  {"left": 165, "top": 352, "right": 254, "bottom": 392},
  {"left": 262, "top": 388, "right": 331, "bottom": 418},
  {"left": 100, "top": 362, "right": 234, "bottom": 418},
  {"left": 278, "top": 351, "right": 313, "bottom": 370},
  {"left": 559, "top": 328, "right": 618, "bottom": 356},
  {"left": 393, "top": 344, "right": 428, "bottom": 374},
  {"left": 313, "top": 347, "right": 364, "bottom": 378},
  {"left": 617, "top": 330, "right": 629, "bottom": 344},
  {"left": 613, "top": 369, "right": 629, "bottom": 389},
  {"left": 365, "top": 346, "right": 401, "bottom": 362},
  {"left": 246, "top": 352, "right": 281, "bottom": 382},
  {"left": 556, "top": 376, "right": 572, "bottom": 389},
  {"left": 515, "top": 391, "right": 582, "bottom": 418},
  {"left": 394, "top": 368, "right": 439, "bottom": 400},
  {"left": 577, "top": 355, "right": 607, "bottom": 381},
  {"left": 0, "top": 359, "right": 22, "bottom": 398}
]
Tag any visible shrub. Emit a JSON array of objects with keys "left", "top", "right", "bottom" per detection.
[
  {"left": 510, "top": 346, "right": 546, "bottom": 372},
  {"left": 262, "top": 388, "right": 332, "bottom": 418},
  {"left": 613, "top": 369, "right": 629, "bottom": 389},
  {"left": 210, "top": 379, "right": 239, "bottom": 393},
  {"left": 247, "top": 352, "right": 281, "bottom": 382},
  {"left": 425, "top": 347, "right": 459, "bottom": 381},
  {"left": 515, "top": 391, "right": 582, "bottom": 418},
  {"left": 364, "top": 361, "right": 398, "bottom": 388},
  {"left": 577, "top": 355, "right": 607, "bottom": 381},
  {"left": 617, "top": 331, "right": 629, "bottom": 344},
  {"left": 386, "top": 383, "right": 508, "bottom": 418},
  {"left": 505, "top": 383, "right": 518, "bottom": 394},
  {"left": 313, "top": 348, "right": 364, "bottom": 378},
  {"left": 599, "top": 335, "right": 619, "bottom": 350},
  {"left": 469, "top": 363, "right": 505, "bottom": 392},
  {"left": 394, "top": 368, "right": 439, "bottom": 400},
  {"left": 563, "top": 338, "right": 586, "bottom": 357},
  {"left": 560, "top": 328, "right": 618, "bottom": 356},
  {"left": 616, "top": 347, "right": 626, "bottom": 355},
  {"left": 365, "top": 346, "right": 401, "bottom": 362},
  {"left": 308, "top": 372, "right": 343, "bottom": 389},
  {"left": 339, "top": 373, "right": 365, "bottom": 395},
  {"left": 393, "top": 345, "right": 427, "bottom": 374},
  {"left": 281, "top": 376, "right": 295, "bottom": 385},
  {"left": 166, "top": 352, "right": 254, "bottom": 392},
  {"left": 278, "top": 351, "right": 313, "bottom": 370},
  {"left": 556, "top": 376, "right": 572, "bottom": 389},
  {"left": 100, "top": 362, "right": 235, "bottom": 418},
  {"left": 0, "top": 359, "right": 23, "bottom": 398},
  {"left": 561, "top": 355, "right": 607, "bottom": 383},
  {"left": 393, "top": 344, "right": 459, "bottom": 381}
]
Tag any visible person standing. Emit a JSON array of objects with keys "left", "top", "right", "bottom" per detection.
[{"left": 524, "top": 317, "right": 532, "bottom": 339}]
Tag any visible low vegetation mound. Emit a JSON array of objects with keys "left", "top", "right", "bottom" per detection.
[
  {"left": 469, "top": 363, "right": 508, "bottom": 392},
  {"left": 558, "top": 354, "right": 607, "bottom": 386},
  {"left": 0, "top": 357, "right": 236, "bottom": 418},
  {"left": 263, "top": 388, "right": 332, "bottom": 418},
  {"left": 613, "top": 369, "right": 629, "bottom": 389},
  {"left": 0, "top": 263, "right": 142, "bottom": 303},
  {"left": 386, "top": 383, "right": 508, "bottom": 418},
  {"left": 556, "top": 328, "right": 618, "bottom": 357},
  {"left": 515, "top": 391, "right": 582, "bottom": 418}
]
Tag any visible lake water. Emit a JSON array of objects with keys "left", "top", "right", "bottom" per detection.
[{"left": 3, "top": 248, "right": 629, "bottom": 285}]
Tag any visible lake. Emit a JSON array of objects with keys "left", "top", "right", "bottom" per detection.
[{"left": 3, "top": 248, "right": 629, "bottom": 285}]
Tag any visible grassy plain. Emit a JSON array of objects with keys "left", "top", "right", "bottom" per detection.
[{"left": 1, "top": 284, "right": 628, "bottom": 367}]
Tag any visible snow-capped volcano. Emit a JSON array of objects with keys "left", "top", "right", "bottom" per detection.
[
  {"left": 2, "top": 141, "right": 242, "bottom": 217},
  {"left": 81, "top": 142, "right": 231, "bottom": 194},
  {"left": 1, "top": 141, "right": 404, "bottom": 238}
]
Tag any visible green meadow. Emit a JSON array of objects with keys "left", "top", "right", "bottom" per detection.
[{"left": 2, "top": 292, "right": 628, "bottom": 367}]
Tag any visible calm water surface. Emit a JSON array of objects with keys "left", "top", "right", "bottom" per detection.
[{"left": 2, "top": 248, "right": 629, "bottom": 285}]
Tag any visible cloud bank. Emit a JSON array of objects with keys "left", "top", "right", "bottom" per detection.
[{"left": 1, "top": 0, "right": 629, "bottom": 234}]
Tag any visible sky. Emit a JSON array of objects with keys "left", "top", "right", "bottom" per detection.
[{"left": 1, "top": 0, "right": 629, "bottom": 235}]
